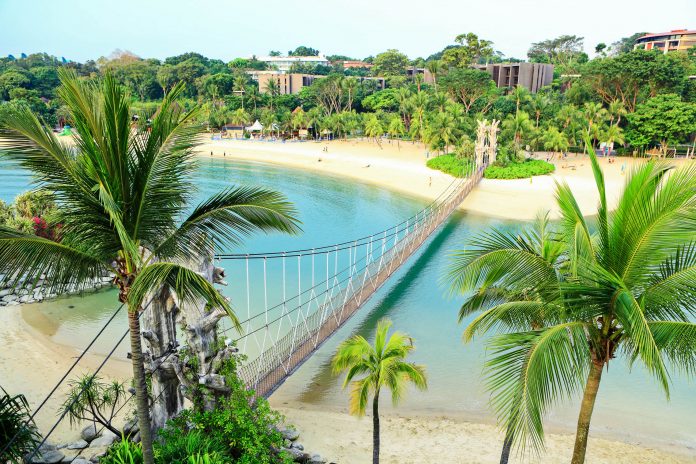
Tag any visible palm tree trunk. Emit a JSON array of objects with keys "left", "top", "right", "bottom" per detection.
[
  {"left": 128, "top": 309, "right": 155, "bottom": 464},
  {"left": 372, "top": 392, "right": 380, "bottom": 464},
  {"left": 499, "top": 426, "right": 513, "bottom": 464},
  {"left": 571, "top": 361, "right": 603, "bottom": 464}
]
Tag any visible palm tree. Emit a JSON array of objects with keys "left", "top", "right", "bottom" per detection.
[
  {"left": 233, "top": 75, "right": 247, "bottom": 110},
  {"left": 0, "top": 71, "right": 301, "bottom": 464},
  {"left": 446, "top": 152, "right": 696, "bottom": 463},
  {"left": 387, "top": 115, "right": 405, "bottom": 149},
  {"left": 424, "top": 112, "right": 457, "bottom": 155},
  {"left": 447, "top": 213, "right": 564, "bottom": 464},
  {"left": 509, "top": 86, "right": 531, "bottom": 114},
  {"left": 582, "top": 102, "right": 607, "bottom": 148},
  {"left": 230, "top": 108, "right": 250, "bottom": 127},
  {"left": 502, "top": 111, "right": 534, "bottom": 151},
  {"left": 607, "top": 99, "right": 627, "bottom": 127},
  {"left": 342, "top": 78, "right": 358, "bottom": 112},
  {"left": 425, "top": 60, "right": 442, "bottom": 91},
  {"left": 264, "top": 78, "right": 280, "bottom": 111},
  {"left": 543, "top": 126, "right": 569, "bottom": 157},
  {"left": 364, "top": 114, "right": 384, "bottom": 146},
  {"left": 529, "top": 94, "right": 550, "bottom": 128},
  {"left": 331, "top": 319, "right": 427, "bottom": 464},
  {"left": 601, "top": 125, "right": 624, "bottom": 152}
]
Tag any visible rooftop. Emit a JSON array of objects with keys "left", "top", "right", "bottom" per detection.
[{"left": 637, "top": 29, "right": 696, "bottom": 40}]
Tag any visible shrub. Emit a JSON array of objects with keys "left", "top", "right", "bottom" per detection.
[
  {"left": 426, "top": 154, "right": 474, "bottom": 177},
  {"left": 0, "top": 387, "right": 41, "bottom": 464},
  {"left": 155, "top": 430, "right": 226, "bottom": 464},
  {"left": 100, "top": 437, "right": 143, "bottom": 464},
  {"left": 484, "top": 159, "right": 555, "bottom": 179}
]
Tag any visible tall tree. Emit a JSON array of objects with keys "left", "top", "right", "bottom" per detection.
[
  {"left": 0, "top": 71, "right": 300, "bottom": 463},
  {"left": 447, "top": 152, "right": 696, "bottom": 463},
  {"left": 332, "top": 319, "right": 427, "bottom": 464},
  {"left": 527, "top": 35, "right": 585, "bottom": 68},
  {"left": 440, "top": 68, "right": 497, "bottom": 113}
]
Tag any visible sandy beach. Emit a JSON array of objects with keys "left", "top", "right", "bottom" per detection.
[
  {"left": 196, "top": 138, "right": 690, "bottom": 221},
  {"left": 2, "top": 138, "right": 694, "bottom": 461}
]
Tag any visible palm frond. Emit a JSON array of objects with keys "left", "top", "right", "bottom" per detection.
[
  {"left": 0, "top": 226, "right": 107, "bottom": 294},
  {"left": 128, "top": 262, "right": 239, "bottom": 330},
  {"left": 647, "top": 321, "right": 696, "bottom": 376},
  {"left": 154, "top": 186, "right": 301, "bottom": 260}
]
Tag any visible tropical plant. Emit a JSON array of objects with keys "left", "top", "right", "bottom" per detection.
[
  {"left": 0, "top": 70, "right": 300, "bottom": 464},
  {"left": 542, "top": 126, "right": 569, "bottom": 156},
  {"left": 331, "top": 319, "right": 427, "bottom": 464},
  {"left": 0, "top": 387, "right": 41, "bottom": 464},
  {"left": 59, "top": 375, "right": 127, "bottom": 437},
  {"left": 447, "top": 151, "right": 696, "bottom": 463},
  {"left": 363, "top": 114, "right": 384, "bottom": 145},
  {"left": 101, "top": 436, "right": 144, "bottom": 464},
  {"left": 387, "top": 115, "right": 405, "bottom": 148}
]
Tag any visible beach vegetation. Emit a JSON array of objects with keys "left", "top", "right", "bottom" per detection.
[
  {"left": 0, "top": 386, "right": 41, "bottom": 464},
  {"left": 332, "top": 319, "right": 427, "bottom": 464},
  {"left": 483, "top": 159, "right": 555, "bottom": 179}
]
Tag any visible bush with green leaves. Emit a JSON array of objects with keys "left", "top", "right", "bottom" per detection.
[
  {"left": 154, "top": 429, "right": 227, "bottom": 464},
  {"left": 426, "top": 154, "right": 474, "bottom": 178},
  {"left": 484, "top": 159, "right": 555, "bottom": 179},
  {"left": 101, "top": 436, "right": 144, "bottom": 464},
  {"left": 0, "top": 387, "right": 41, "bottom": 464}
]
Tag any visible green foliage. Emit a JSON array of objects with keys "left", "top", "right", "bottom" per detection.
[
  {"left": 59, "top": 375, "right": 127, "bottom": 437},
  {"left": 154, "top": 430, "right": 226, "bottom": 464},
  {"left": 625, "top": 94, "right": 696, "bottom": 150},
  {"left": 0, "top": 387, "right": 41, "bottom": 464},
  {"left": 0, "top": 189, "right": 59, "bottom": 236},
  {"left": 372, "top": 49, "right": 409, "bottom": 77},
  {"left": 484, "top": 159, "right": 555, "bottom": 179},
  {"left": 101, "top": 437, "right": 144, "bottom": 464},
  {"left": 426, "top": 154, "right": 474, "bottom": 177}
]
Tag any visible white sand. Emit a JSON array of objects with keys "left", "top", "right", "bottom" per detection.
[{"left": 2, "top": 138, "right": 693, "bottom": 460}]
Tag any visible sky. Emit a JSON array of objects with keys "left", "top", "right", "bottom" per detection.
[{"left": 1, "top": 0, "right": 695, "bottom": 63}]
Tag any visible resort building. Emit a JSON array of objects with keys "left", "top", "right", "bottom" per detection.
[
  {"left": 256, "top": 54, "right": 330, "bottom": 72},
  {"left": 633, "top": 29, "right": 696, "bottom": 53},
  {"left": 257, "top": 72, "right": 320, "bottom": 95},
  {"left": 333, "top": 60, "right": 373, "bottom": 69},
  {"left": 406, "top": 67, "right": 435, "bottom": 84},
  {"left": 256, "top": 72, "right": 386, "bottom": 95},
  {"left": 474, "top": 62, "right": 554, "bottom": 93}
]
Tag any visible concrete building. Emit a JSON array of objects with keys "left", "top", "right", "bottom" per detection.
[
  {"left": 475, "top": 62, "right": 554, "bottom": 93},
  {"left": 633, "top": 29, "right": 696, "bottom": 53},
  {"left": 406, "top": 67, "right": 435, "bottom": 84},
  {"left": 257, "top": 72, "right": 386, "bottom": 95},
  {"left": 256, "top": 55, "right": 330, "bottom": 72},
  {"left": 257, "top": 72, "right": 321, "bottom": 95}
]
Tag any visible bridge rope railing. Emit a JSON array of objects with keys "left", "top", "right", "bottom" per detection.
[{"left": 219, "top": 166, "right": 484, "bottom": 397}]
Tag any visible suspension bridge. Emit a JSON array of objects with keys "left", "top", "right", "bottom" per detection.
[{"left": 215, "top": 164, "right": 484, "bottom": 398}]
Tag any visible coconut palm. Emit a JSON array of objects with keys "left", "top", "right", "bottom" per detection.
[
  {"left": 543, "top": 126, "right": 569, "bottom": 157},
  {"left": 342, "top": 78, "right": 358, "bottom": 111},
  {"left": 425, "top": 60, "right": 442, "bottom": 91},
  {"left": 607, "top": 99, "right": 627, "bottom": 127},
  {"left": 1, "top": 387, "right": 40, "bottom": 464},
  {"left": 582, "top": 102, "right": 607, "bottom": 147},
  {"left": 446, "top": 212, "right": 564, "bottom": 464},
  {"left": 509, "top": 86, "right": 532, "bottom": 114},
  {"left": 446, "top": 151, "right": 696, "bottom": 464},
  {"left": 529, "top": 94, "right": 550, "bottom": 128},
  {"left": 229, "top": 108, "right": 250, "bottom": 127},
  {"left": 502, "top": 111, "right": 534, "bottom": 151},
  {"left": 0, "top": 70, "right": 300, "bottom": 464},
  {"left": 424, "top": 112, "right": 457, "bottom": 155},
  {"left": 364, "top": 114, "right": 384, "bottom": 146},
  {"left": 331, "top": 319, "right": 427, "bottom": 464},
  {"left": 387, "top": 115, "right": 405, "bottom": 149},
  {"left": 263, "top": 78, "right": 280, "bottom": 111},
  {"left": 233, "top": 75, "right": 247, "bottom": 110}
]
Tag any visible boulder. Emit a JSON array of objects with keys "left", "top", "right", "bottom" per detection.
[
  {"left": 285, "top": 447, "right": 310, "bottom": 463},
  {"left": 70, "top": 459, "right": 92, "bottom": 464},
  {"left": 281, "top": 427, "right": 300, "bottom": 441},
  {"left": 308, "top": 454, "right": 327, "bottom": 464},
  {"left": 66, "top": 439, "right": 89, "bottom": 450},
  {"left": 291, "top": 442, "right": 304, "bottom": 451},
  {"left": 2, "top": 294, "right": 18, "bottom": 303},
  {"left": 80, "top": 424, "right": 101, "bottom": 442},
  {"left": 26, "top": 442, "right": 65, "bottom": 464},
  {"left": 122, "top": 418, "right": 139, "bottom": 436},
  {"left": 19, "top": 295, "right": 35, "bottom": 303},
  {"left": 0, "top": 288, "right": 11, "bottom": 297},
  {"left": 89, "top": 430, "right": 117, "bottom": 448}
]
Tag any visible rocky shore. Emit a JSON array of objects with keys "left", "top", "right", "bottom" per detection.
[
  {"left": 0, "top": 274, "right": 114, "bottom": 307},
  {"left": 25, "top": 422, "right": 333, "bottom": 464}
]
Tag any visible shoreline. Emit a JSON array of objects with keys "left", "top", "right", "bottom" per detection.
[
  {"left": 194, "top": 138, "right": 692, "bottom": 221},
  {"left": 2, "top": 139, "right": 694, "bottom": 460}
]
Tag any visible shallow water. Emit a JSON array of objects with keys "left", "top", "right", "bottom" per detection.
[{"left": 3, "top": 157, "right": 695, "bottom": 452}]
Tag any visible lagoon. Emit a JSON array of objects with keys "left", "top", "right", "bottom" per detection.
[{"left": 3, "top": 157, "right": 694, "bottom": 453}]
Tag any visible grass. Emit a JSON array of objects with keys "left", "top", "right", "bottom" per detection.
[
  {"left": 484, "top": 159, "right": 555, "bottom": 179},
  {"left": 426, "top": 154, "right": 474, "bottom": 178}
]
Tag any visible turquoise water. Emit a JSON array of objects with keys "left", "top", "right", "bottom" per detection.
[{"left": 3, "top": 158, "right": 695, "bottom": 452}]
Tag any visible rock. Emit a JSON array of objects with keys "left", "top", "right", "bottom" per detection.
[
  {"left": 283, "top": 438, "right": 292, "bottom": 448},
  {"left": 291, "top": 442, "right": 304, "bottom": 451},
  {"left": 122, "top": 418, "right": 139, "bottom": 436},
  {"left": 308, "top": 454, "right": 326, "bottom": 464},
  {"left": 26, "top": 442, "right": 65, "bottom": 463},
  {"left": 6, "top": 300, "right": 19, "bottom": 306},
  {"left": 281, "top": 427, "right": 300, "bottom": 441},
  {"left": 66, "top": 439, "right": 89, "bottom": 450},
  {"left": 69, "top": 459, "right": 92, "bottom": 464},
  {"left": 80, "top": 424, "right": 102, "bottom": 442},
  {"left": 0, "top": 288, "right": 11, "bottom": 297},
  {"left": 285, "top": 447, "right": 310, "bottom": 463},
  {"left": 89, "top": 430, "right": 117, "bottom": 448},
  {"left": 88, "top": 446, "right": 109, "bottom": 462},
  {"left": 19, "top": 295, "right": 35, "bottom": 303},
  {"left": 2, "top": 294, "right": 18, "bottom": 303}
]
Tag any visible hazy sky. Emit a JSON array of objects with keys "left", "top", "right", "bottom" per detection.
[{"left": 1, "top": 0, "right": 694, "bottom": 62}]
